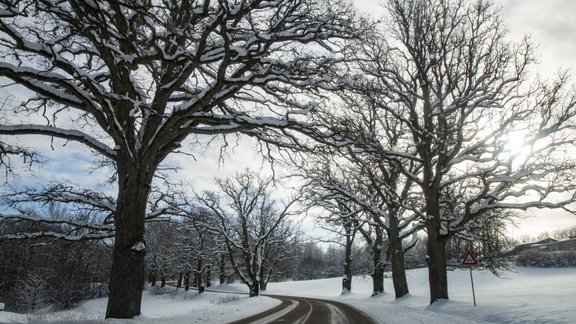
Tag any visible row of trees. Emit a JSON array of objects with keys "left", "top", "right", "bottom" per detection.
[
  {"left": 145, "top": 170, "right": 302, "bottom": 297},
  {"left": 0, "top": 206, "right": 111, "bottom": 312},
  {"left": 1, "top": 0, "right": 575, "bottom": 318},
  {"left": 295, "top": 0, "right": 576, "bottom": 304},
  {"left": 516, "top": 225, "right": 576, "bottom": 243}
]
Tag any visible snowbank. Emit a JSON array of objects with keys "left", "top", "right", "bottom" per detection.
[{"left": 2, "top": 266, "right": 574, "bottom": 323}]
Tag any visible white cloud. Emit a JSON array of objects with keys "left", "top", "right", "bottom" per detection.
[{"left": 502, "top": 0, "right": 576, "bottom": 75}]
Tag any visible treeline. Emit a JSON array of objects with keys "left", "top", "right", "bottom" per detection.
[
  {"left": 515, "top": 226, "right": 576, "bottom": 244},
  {"left": 0, "top": 209, "right": 111, "bottom": 313},
  {"left": 0, "top": 171, "right": 299, "bottom": 311},
  {"left": 0, "top": 178, "right": 538, "bottom": 314}
]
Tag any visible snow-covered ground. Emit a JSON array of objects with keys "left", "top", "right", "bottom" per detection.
[{"left": 1, "top": 266, "right": 574, "bottom": 323}]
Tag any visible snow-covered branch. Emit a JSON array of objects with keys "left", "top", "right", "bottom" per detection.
[{"left": 0, "top": 125, "right": 116, "bottom": 160}]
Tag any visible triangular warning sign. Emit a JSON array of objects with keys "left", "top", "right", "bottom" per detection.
[{"left": 462, "top": 250, "right": 478, "bottom": 266}]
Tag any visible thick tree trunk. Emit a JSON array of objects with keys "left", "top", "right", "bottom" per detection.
[
  {"left": 422, "top": 183, "right": 450, "bottom": 304},
  {"left": 250, "top": 281, "right": 259, "bottom": 297},
  {"left": 219, "top": 255, "right": 226, "bottom": 285},
  {"left": 388, "top": 221, "right": 409, "bottom": 299},
  {"left": 390, "top": 247, "right": 409, "bottom": 298},
  {"left": 184, "top": 271, "right": 191, "bottom": 291},
  {"left": 426, "top": 226, "right": 449, "bottom": 303},
  {"left": 342, "top": 225, "right": 354, "bottom": 295},
  {"left": 194, "top": 258, "right": 202, "bottom": 288},
  {"left": 342, "top": 276, "right": 352, "bottom": 294},
  {"left": 259, "top": 271, "right": 269, "bottom": 291},
  {"left": 206, "top": 265, "right": 212, "bottom": 288},
  {"left": 370, "top": 227, "right": 384, "bottom": 296},
  {"left": 160, "top": 275, "right": 166, "bottom": 288},
  {"left": 342, "top": 214, "right": 356, "bottom": 295},
  {"left": 177, "top": 272, "right": 183, "bottom": 289},
  {"left": 105, "top": 165, "right": 151, "bottom": 318},
  {"left": 371, "top": 261, "right": 384, "bottom": 296},
  {"left": 193, "top": 273, "right": 199, "bottom": 288}
]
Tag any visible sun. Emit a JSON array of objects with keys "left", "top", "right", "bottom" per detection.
[{"left": 503, "top": 130, "right": 531, "bottom": 162}]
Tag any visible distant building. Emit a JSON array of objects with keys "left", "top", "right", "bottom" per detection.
[
  {"left": 512, "top": 237, "right": 576, "bottom": 254},
  {"left": 512, "top": 238, "right": 558, "bottom": 255},
  {"left": 546, "top": 237, "right": 576, "bottom": 252}
]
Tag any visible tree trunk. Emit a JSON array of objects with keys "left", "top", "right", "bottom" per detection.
[
  {"left": 206, "top": 265, "right": 212, "bottom": 288},
  {"left": 259, "top": 271, "right": 269, "bottom": 291},
  {"left": 193, "top": 273, "right": 199, "bottom": 288},
  {"left": 160, "top": 275, "right": 166, "bottom": 288},
  {"left": 388, "top": 222, "right": 409, "bottom": 299},
  {"left": 177, "top": 272, "right": 183, "bottom": 289},
  {"left": 342, "top": 223, "right": 354, "bottom": 295},
  {"left": 184, "top": 271, "right": 190, "bottom": 291},
  {"left": 219, "top": 255, "right": 226, "bottom": 285},
  {"left": 426, "top": 226, "right": 449, "bottom": 303},
  {"left": 422, "top": 183, "right": 450, "bottom": 304},
  {"left": 390, "top": 246, "right": 409, "bottom": 298},
  {"left": 371, "top": 261, "right": 384, "bottom": 297},
  {"left": 370, "top": 227, "right": 384, "bottom": 296},
  {"left": 149, "top": 270, "right": 156, "bottom": 287},
  {"left": 194, "top": 257, "right": 202, "bottom": 288},
  {"left": 105, "top": 165, "right": 151, "bottom": 318},
  {"left": 250, "top": 281, "right": 259, "bottom": 297}
]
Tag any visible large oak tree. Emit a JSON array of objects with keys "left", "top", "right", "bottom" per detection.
[{"left": 0, "top": 0, "right": 361, "bottom": 318}]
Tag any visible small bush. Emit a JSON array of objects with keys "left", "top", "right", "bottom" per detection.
[
  {"left": 212, "top": 294, "right": 240, "bottom": 304},
  {"left": 148, "top": 285, "right": 171, "bottom": 296},
  {"left": 516, "top": 250, "right": 576, "bottom": 267}
]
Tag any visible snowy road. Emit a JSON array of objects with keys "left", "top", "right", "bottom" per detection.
[{"left": 229, "top": 294, "right": 378, "bottom": 324}]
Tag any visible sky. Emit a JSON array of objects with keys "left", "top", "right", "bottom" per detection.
[
  {"left": 3, "top": 0, "right": 576, "bottom": 239},
  {"left": 502, "top": 3, "right": 576, "bottom": 241}
]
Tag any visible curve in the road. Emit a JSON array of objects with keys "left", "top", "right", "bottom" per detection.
[{"left": 229, "top": 294, "right": 378, "bottom": 324}]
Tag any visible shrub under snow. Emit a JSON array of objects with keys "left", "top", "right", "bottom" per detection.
[{"left": 516, "top": 250, "right": 576, "bottom": 267}]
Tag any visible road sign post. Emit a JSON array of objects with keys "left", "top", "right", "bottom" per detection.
[{"left": 461, "top": 250, "right": 478, "bottom": 306}]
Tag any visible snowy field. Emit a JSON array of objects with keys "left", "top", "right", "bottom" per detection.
[{"left": 0, "top": 266, "right": 574, "bottom": 323}]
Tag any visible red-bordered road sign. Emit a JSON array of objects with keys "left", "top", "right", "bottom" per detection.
[{"left": 462, "top": 250, "right": 478, "bottom": 266}]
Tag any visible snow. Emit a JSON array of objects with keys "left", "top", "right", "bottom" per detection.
[
  {"left": 131, "top": 241, "right": 146, "bottom": 252},
  {"left": 0, "top": 267, "right": 574, "bottom": 323}
]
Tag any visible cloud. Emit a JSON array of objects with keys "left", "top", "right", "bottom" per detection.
[{"left": 502, "top": 0, "right": 576, "bottom": 75}]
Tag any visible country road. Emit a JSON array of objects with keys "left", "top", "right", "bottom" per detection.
[{"left": 229, "top": 294, "right": 379, "bottom": 324}]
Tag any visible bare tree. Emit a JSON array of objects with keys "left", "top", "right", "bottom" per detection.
[
  {"left": 356, "top": 220, "right": 386, "bottom": 296},
  {"left": 14, "top": 272, "right": 49, "bottom": 313},
  {"left": 0, "top": 0, "right": 363, "bottom": 317},
  {"left": 173, "top": 211, "right": 222, "bottom": 292},
  {"left": 145, "top": 220, "right": 180, "bottom": 288},
  {"left": 196, "top": 170, "right": 301, "bottom": 297},
  {"left": 306, "top": 198, "right": 360, "bottom": 295},
  {"left": 348, "top": 0, "right": 576, "bottom": 304},
  {"left": 300, "top": 143, "right": 420, "bottom": 298}
]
